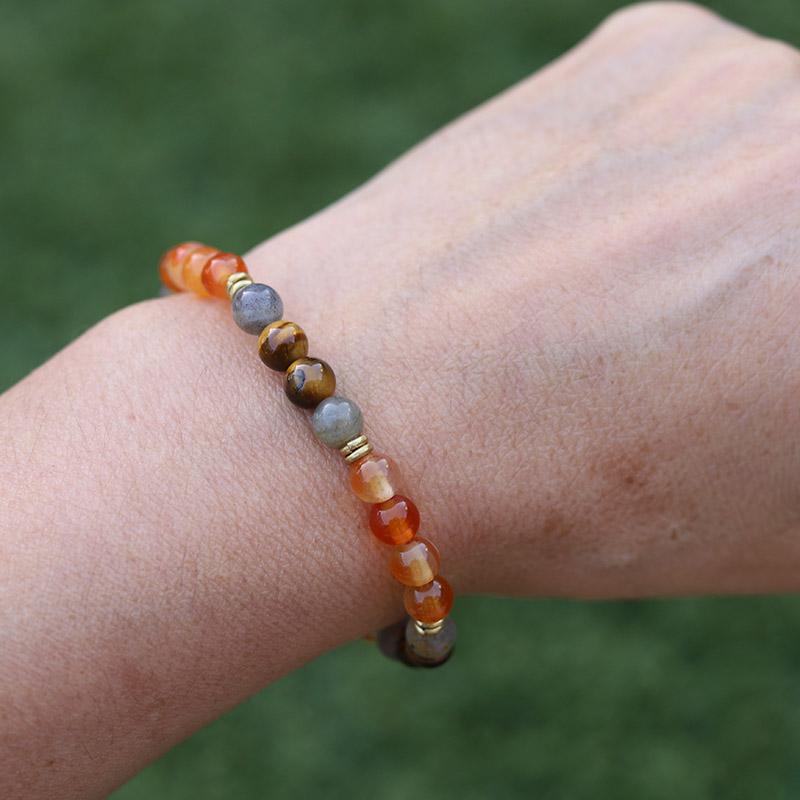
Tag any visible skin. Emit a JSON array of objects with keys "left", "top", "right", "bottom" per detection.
[{"left": 2, "top": 3, "right": 800, "bottom": 796}]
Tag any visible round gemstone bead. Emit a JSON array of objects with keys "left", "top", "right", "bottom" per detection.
[
  {"left": 389, "top": 537, "right": 440, "bottom": 587},
  {"left": 284, "top": 357, "right": 336, "bottom": 408},
  {"left": 349, "top": 453, "right": 400, "bottom": 504},
  {"left": 231, "top": 283, "right": 284, "bottom": 335},
  {"left": 369, "top": 495, "right": 419, "bottom": 545},
  {"left": 404, "top": 576, "right": 453, "bottom": 623},
  {"left": 375, "top": 619, "right": 410, "bottom": 664},
  {"left": 159, "top": 241, "right": 203, "bottom": 292},
  {"left": 202, "top": 252, "right": 247, "bottom": 299},
  {"left": 311, "top": 396, "right": 363, "bottom": 448},
  {"left": 404, "top": 616, "right": 457, "bottom": 667},
  {"left": 182, "top": 245, "right": 218, "bottom": 297},
  {"left": 258, "top": 321, "right": 308, "bottom": 371}
]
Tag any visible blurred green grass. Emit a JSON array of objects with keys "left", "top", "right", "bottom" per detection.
[{"left": 2, "top": 1, "right": 800, "bottom": 797}]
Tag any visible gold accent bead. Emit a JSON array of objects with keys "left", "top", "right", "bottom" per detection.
[
  {"left": 340, "top": 434, "right": 373, "bottom": 464},
  {"left": 345, "top": 444, "right": 373, "bottom": 463},
  {"left": 226, "top": 271, "right": 250, "bottom": 290},
  {"left": 228, "top": 279, "right": 252, "bottom": 299},
  {"left": 413, "top": 618, "right": 446, "bottom": 636},
  {"left": 226, "top": 271, "right": 253, "bottom": 299},
  {"left": 340, "top": 434, "right": 368, "bottom": 454}
]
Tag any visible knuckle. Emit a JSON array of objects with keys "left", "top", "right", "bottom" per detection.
[
  {"left": 597, "top": 1, "right": 722, "bottom": 35},
  {"left": 753, "top": 37, "right": 800, "bottom": 74}
]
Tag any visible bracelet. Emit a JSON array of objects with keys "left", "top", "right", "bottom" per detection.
[{"left": 159, "top": 243, "right": 456, "bottom": 668}]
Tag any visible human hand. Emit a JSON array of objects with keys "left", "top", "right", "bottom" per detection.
[{"left": 242, "top": 1, "right": 800, "bottom": 599}]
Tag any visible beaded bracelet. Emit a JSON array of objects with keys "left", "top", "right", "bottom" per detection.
[{"left": 159, "top": 243, "right": 456, "bottom": 667}]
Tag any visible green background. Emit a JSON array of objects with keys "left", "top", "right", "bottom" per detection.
[{"left": 2, "top": 1, "right": 800, "bottom": 797}]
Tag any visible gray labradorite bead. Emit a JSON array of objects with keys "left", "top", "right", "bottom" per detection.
[
  {"left": 311, "top": 396, "right": 363, "bottom": 448},
  {"left": 231, "top": 283, "right": 284, "bottom": 335},
  {"left": 404, "top": 617, "right": 457, "bottom": 667}
]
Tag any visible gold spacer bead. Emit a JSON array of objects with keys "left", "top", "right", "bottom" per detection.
[
  {"left": 344, "top": 443, "right": 373, "bottom": 464},
  {"left": 340, "top": 434, "right": 373, "bottom": 463},
  {"left": 228, "top": 279, "right": 252, "bottom": 299},
  {"left": 226, "top": 271, "right": 250, "bottom": 291},
  {"left": 340, "top": 434, "right": 368, "bottom": 455},
  {"left": 413, "top": 618, "right": 446, "bottom": 636},
  {"left": 226, "top": 271, "right": 253, "bottom": 300}
]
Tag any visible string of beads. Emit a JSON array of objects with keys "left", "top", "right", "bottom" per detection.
[{"left": 159, "top": 242, "right": 456, "bottom": 667}]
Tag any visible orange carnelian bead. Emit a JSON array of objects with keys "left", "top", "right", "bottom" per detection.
[
  {"left": 159, "top": 241, "right": 203, "bottom": 292},
  {"left": 369, "top": 495, "right": 419, "bottom": 545},
  {"left": 349, "top": 453, "right": 400, "bottom": 504},
  {"left": 182, "top": 245, "right": 218, "bottom": 297},
  {"left": 389, "top": 537, "right": 440, "bottom": 587},
  {"left": 404, "top": 576, "right": 454, "bottom": 623},
  {"left": 202, "top": 252, "right": 247, "bottom": 299}
]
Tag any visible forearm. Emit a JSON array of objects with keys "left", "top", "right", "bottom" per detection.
[{"left": 0, "top": 288, "right": 409, "bottom": 798}]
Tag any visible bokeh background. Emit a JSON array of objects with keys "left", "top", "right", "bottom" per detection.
[{"left": 3, "top": 1, "right": 800, "bottom": 797}]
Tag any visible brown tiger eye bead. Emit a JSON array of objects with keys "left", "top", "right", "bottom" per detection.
[
  {"left": 258, "top": 321, "right": 309, "bottom": 371},
  {"left": 284, "top": 357, "right": 336, "bottom": 408}
]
